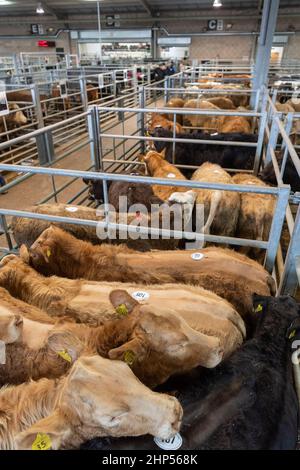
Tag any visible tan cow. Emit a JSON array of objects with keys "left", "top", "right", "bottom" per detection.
[
  {"left": 141, "top": 149, "right": 190, "bottom": 201},
  {"left": 191, "top": 162, "right": 240, "bottom": 237},
  {"left": 231, "top": 173, "right": 275, "bottom": 261},
  {"left": 0, "top": 284, "right": 232, "bottom": 387},
  {"left": 0, "top": 254, "right": 245, "bottom": 354},
  {"left": 0, "top": 355, "right": 182, "bottom": 449}
]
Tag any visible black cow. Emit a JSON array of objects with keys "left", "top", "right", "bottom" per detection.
[
  {"left": 82, "top": 295, "right": 299, "bottom": 450},
  {"left": 260, "top": 153, "right": 300, "bottom": 193},
  {"left": 83, "top": 174, "right": 164, "bottom": 211},
  {"left": 151, "top": 128, "right": 257, "bottom": 178}
]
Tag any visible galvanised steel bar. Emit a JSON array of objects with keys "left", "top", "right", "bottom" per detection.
[
  {"left": 264, "top": 184, "right": 290, "bottom": 273},
  {"left": 279, "top": 205, "right": 300, "bottom": 295},
  {"left": 0, "top": 164, "right": 283, "bottom": 195},
  {"left": 97, "top": 105, "right": 261, "bottom": 117},
  {"left": 0, "top": 208, "right": 269, "bottom": 250},
  {"left": 96, "top": 132, "right": 258, "bottom": 148},
  {"left": 254, "top": 88, "right": 268, "bottom": 175}
]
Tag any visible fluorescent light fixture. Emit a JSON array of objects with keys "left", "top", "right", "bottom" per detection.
[
  {"left": 36, "top": 2, "right": 44, "bottom": 14},
  {"left": 0, "top": 1, "right": 13, "bottom": 5},
  {"left": 213, "top": 0, "right": 222, "bottom": 7}
]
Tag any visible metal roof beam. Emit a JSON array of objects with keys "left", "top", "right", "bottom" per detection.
[{"left": 138, "top": 0, "right": 156, "bottom": 17}]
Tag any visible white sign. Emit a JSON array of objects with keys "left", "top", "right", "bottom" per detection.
[
  {"left": 0, "top": 91, "right": 9, "bottom": 117},
  {"left": 131, "top": 291, "right": 150, "bottom": 302},
  {"left": 191, "top": 252, "right": 204, "bottom": 261},
  {"left": 217, "top": 20, "right": 224, "bottom": 31},
  {"left": 154, "top": 433, "right": 183, "bottom": 450},
  {"left": 98, "top": 74, "right": 104, "bottom": 89},
  {"left": 65, "top": 206, "right": 78, "bottom": 213},
  {"left": 167, "top": 173, "right": 176, "bottom": 178}
]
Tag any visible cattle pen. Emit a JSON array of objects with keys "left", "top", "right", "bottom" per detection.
[{"left": 0, "top": 90, "right": 299, "bottom": 297}]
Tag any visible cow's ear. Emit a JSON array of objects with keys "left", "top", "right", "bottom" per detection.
[
  {"left": 108, "top": 337, "right": 147, "bottom": 364},
  {"left": 15, "top": 410, "right": 70, "bottom": 450},
  {"left": 19, "top": 244, "right": 30, "bottom": 263},
  {"left": 109, "top": 289, "right": 139, "bottom": 315},
  {"left": 159, "top": 148, "right": 166, "bottom": 159}
]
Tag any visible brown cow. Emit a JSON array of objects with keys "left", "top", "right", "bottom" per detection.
[
  {"left": 27, "top": 226, "right": 276, "bottom": 326},
  {"left": 0, "top": 254, "right": 245, "bottom": 354}
]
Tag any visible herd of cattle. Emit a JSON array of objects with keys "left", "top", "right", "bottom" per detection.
[
  {"left": 0, "top": 78, "right": 300, "bottom": 450},
  {"left": 0, "top": 180, "right": 299, "bottom": 448}
]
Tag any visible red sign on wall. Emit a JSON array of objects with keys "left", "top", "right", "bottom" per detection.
[{"left": 38, "top": 40, "right": 56, "bottom": 48}]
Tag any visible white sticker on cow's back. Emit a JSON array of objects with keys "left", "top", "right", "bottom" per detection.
[
  {"left": 154, "top": 433, "right": 183, "bottom": 450},
  {"left": 131, "top": 291, "right": 150, "bottom": 302},
  {"left": 65, "top": 206, "right": 78, "bottom": 213},
  {"left": 191, "top": 252, "right": 204, "bottom": 261},
  {"left": 247, "top": 181, "right": 256, "bottom": 185},
  {"left": 167, "top": 173, "right": 176, "bottom": 178}
]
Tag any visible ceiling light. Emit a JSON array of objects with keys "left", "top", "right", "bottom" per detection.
[
  {"left": 0, "top": 1, "right": 13, "bottom": 5},
  {"left": 36, "top": 2, "right": 44, "bottom": 14},
  {"left": 213, "top": 0, "right": 222, "bottom": 7}
]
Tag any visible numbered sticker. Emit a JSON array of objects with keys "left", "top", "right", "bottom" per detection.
[
  {"left": 65, "top": 206, "right": 78, "bottom": 213},
  {"left": 213, "top": 169, "right": 222, "bottom": 174},
  {"left": 154, "top": 433, "right": 183, "bottom": 450},
  {"left": 167, "top": 173, "right": 176, "bottom": 178},
  {"left": 191, "top": 252, "right": 204, "bottom": 261},
  {"left": 131, "top": 291, "right": 150, "bottom": 301},
  {"left": 247, "top": 181, "right": 256, "bottom": 185}
]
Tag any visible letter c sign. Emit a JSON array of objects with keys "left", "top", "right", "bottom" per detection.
[{"left": 208, "top": 19, "right": 217, "bottom": 30}]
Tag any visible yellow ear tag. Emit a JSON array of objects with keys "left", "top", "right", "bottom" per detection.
[
  {"left": 124, "top": 350, "right": 135, "bottom": 366},
  {"left": 255, "top": 304, "right": 263, "bottom": 313},
  {"left": 289, "top": 329, "right": 296, "bottom": 340},
  {"left": 32, "top": 432, "right": 52, "bottom": 451},
  {"left": 46, "top": 249, "right": 51, "bottom": 258},
  {"left": 57, "top": 349, "right": 72, "bottom": 363},
  {"left": 116, "top": 304, "right": 128, "bottom": 316}
]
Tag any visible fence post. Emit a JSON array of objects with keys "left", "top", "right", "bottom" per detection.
[
  {"left": 265, "top": 117, "right": 280, "bottom": 165},
  {"left": 31, "top": 84, "right": 44, "bottom": 129},
  {"left": 87, "top": 105, "right": 102, "bottom": 171},
  {"left": 36, "top": 131, "right": 55, "bottom": 165},
  {"left": 138, "top": 86, "right": 146, "bottom": 154},
  {"left": 264, "top": 184, "right": 290, "bottom": 273},
  {"left": 278, "top": 204, "right": 300, "bottom": 295},
  {"left": 164, "top": 77, "right": 170, "bottom": 104},
  {"left": 79, "top": 76, "right": 88, "bottom": 111},
  {"left": 253, "top": 87, "right": 268, "bottom": 175}
]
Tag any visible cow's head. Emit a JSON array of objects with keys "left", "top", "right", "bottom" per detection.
[
  {"left": 26, "top": 226, "right": 68, "bottom": 276},
  {"left": 9, "top": 103, "right": 27, "bottom": 126},
  {"left": 139, "top": 149, "right": 166, "bottom": 175},
  {"left": 0, "top": 300, "right": 23, "bottom": 344},
  {"left": 82, "top": 178, "right": 107, "bottom": 203},
  {"left": 16, "top": 355, "right": 182, "bottom": 449},
  {"left": 108, "top": 290, "right": 223, "bottom": 386}
]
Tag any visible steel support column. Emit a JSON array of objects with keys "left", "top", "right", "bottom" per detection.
[
  {"left": 151, "top": 27, "right": 158, "bottom": 60},
  {"left": 251, "top": 0, "right": 280, "bottom": 106}
]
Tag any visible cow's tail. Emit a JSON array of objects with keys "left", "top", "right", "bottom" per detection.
[{"left": 203, "top": 191, "right": 222, "bottom": 234}]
